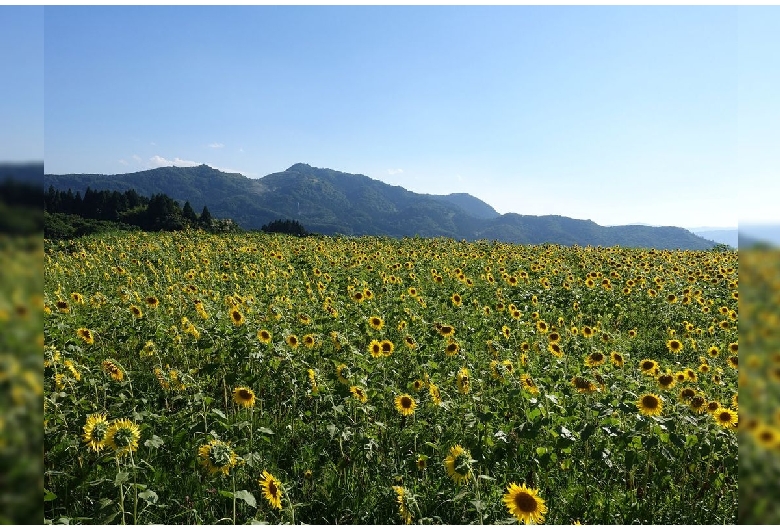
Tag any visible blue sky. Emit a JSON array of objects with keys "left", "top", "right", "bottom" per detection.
[{"left": 32, "top": 6, "right": 780, "bottom": 228}]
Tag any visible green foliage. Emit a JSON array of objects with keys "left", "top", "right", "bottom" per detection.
[{"left": 261, "top": 219, "right": 310, "bottom": 236}]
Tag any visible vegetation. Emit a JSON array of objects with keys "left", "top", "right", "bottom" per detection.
[
  {"left": 44, "top": 230, "right": 737, "bottom": 524},
  {"left": 43, "top": 187, "right": 238, "bottom": 239},
  {"left": 261, "top": 219, "right": 310, "bottom": 237}
]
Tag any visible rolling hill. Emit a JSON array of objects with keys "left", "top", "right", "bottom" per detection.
[{"left": 44, "top": 163, "right": 717, "bottom": 249}]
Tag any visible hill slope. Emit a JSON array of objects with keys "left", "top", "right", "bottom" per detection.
[{"left": 44, "top": 163, "right": 716, "bottom": 249}]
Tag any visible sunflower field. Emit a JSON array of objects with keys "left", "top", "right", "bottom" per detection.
[{"left": 43, "top": 230, "right": 738, "bottom": 524}]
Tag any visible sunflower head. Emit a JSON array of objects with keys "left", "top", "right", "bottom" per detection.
[
  {"left": 257, "top": 329, "right": 272, "bottom": 343},
  {"left": 503, "top": 482, "right": 547, "bottom": 525},
  {"left": 636, "top": 393, "right": 663, "bottom": 416},
  {"left": 198, "top": 439, "right": 238, "bottom": 475},
  {"left": 350, "top": 385, "right": 368, "bottom": 403},
  {"left": 444, "top": 445, "right": 472, "bottom": 486},
  {"left": 259, "top": 470, "right": 283, "bottom": 510},
  {"left": 105, "top": 419, "right": 141, "bottom": 457},
  {"left": 233, "top": 386, "right": 256, "bottom": 408},
  {"left": 83, "top": 413, "right": 110, "bottom": 452},
  {"left": 395, "top": 394, "right": 417, "bottom": 416}
]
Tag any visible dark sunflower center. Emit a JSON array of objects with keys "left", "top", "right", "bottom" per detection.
[
  {"left": 691, "top": 397, "right": 705, "bottom": 408},
  {"left": 238, "top": 389, "right": 252, "bottom": 400},
  {"left": 659, "top": 375, "right": 673, "bottom": 386},
  {"left": 707, "top": 402, "right": 719, "bottom": 411},
  {"left": 382, "top": 343, "right": 392, "bottom": 353},
  {"left": 401, "top": 396, "right": 412, "bottom": 408},
  {"left": 642, "top": 362, "right": 654, "bottom": 370},
  {"left": 591, "top": 353, "right": 603, "bottom": 362},
  {"left": 642, "top": 395, "right": 659, "bottom": 408},
  {"left": 514, "top": 491, "right": 538, "bottom": 513},
  {"left": 721, "top": 412, "right": 735, "bottom": 423}
]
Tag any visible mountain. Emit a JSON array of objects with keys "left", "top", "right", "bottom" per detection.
[
  {"left": 44, "top": 163, "right": 717, "bottom": 250},
  {"left": 1, "top": 162, "right": 43, "bottom": 185},
  {"left": 689, "top": 229, "right": 738, "bottom": 249}
]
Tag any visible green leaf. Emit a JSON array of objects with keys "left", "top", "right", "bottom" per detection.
[
  {"left": 44, "top": 489, "right": 57, "bottom": 502},
  {"left": 219, "top": 490, "right": 233, "bottom": 499},
  {"left": 258, "top": 427, "right": 274, "bottom": 435},
  {"left": 527, "top": 408, "right": 541, "bottom": 421},
  {"left": 234, "top": 490, "right": 257, "bottom": 508},
  {"left": 212, "top": 408, "right": 227, "bottom": 419},
  {"left": 144, "top": 434, "right": 164, "bottom": 449},
  {"left": 478, "top": 474, "right": 496, "bottom": 481},
  {"left": 114, "top": 471, "right": 130, "bottom": 486},
  {"left": 138, "top": 489, "right": 159, "bottom": 505}
]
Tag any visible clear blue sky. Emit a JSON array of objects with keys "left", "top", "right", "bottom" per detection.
[{"left": 36, "top": 6, "right": 779, "bottom": 228}]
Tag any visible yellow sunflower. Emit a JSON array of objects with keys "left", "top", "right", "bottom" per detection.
[
  {"left": 259, "top": 471, "right": 283, "bottom": 510},
  {"left": 656, "top": 373, "right": 676, "bottom": 390},
  {"left": 368, "top": 315, "right": 384, "bottom": 330},
  {"left": 233, "top": 386, "right": 256, "bottom": 408},
  {"left": 257, "top": 329, "right": 272, "bottom": 343},
  {"left": 76, "top": 327, "right": 95, "bottom": 345},
  {"left": 82, "top": 412, "right": 110, "bottom": 452},
  {"left": 350, "top": 385, "right": 368, "bottom": 403},
  {"left": 456, "top": 368, "right": 470, "bottom": 394},
  {"left": 129, "top": 305, "right": 143, "bottom": 319},
  {"left": 380, "top": 339, "right": 395, "bottom": 356},
  {"left": 336, "top": 364, "right": 351, "bottom": 386},
  {"left": 105, "top": 418, "right": 141, "bottom": 457},
  {"left": 445, "top": 340, "right": 460, "bottom": 357},
  {"left": 198, "top": 439, "right": 238, "bottom": 475},
  {"left": 444, "top": 444, "right": 472, "bottom": 486},
  {"left": 503, "top": 482, "right": 547, "bottom": 525},
  {"left": 101, "top": 359, "right": 124, "bottom": 381},
  {"left": 636, "top": 393, "right": 663, "bottom": 416},
  {"left": 712, "top": 407, "right": 738, "bottom": 430},
  {"left": 610, "top": 351, "right": 624, "bottom": 367},
  {"left": 395, "top": 394, "right": 417, "bottom": 416},
  {"left": 571, "top": 376, "right": 596, "bottom": 394},
  {"left": 584, "top": 352, "right": 606, "bottom": 367},
  {"left": 666, "top": 339, "right": 683, "bottom": 353},
  {"left": 286, "top": 334, "right": 299, "bottom": 349},
  {"left": 229, "top": 307, "right": 245, "bottom": 326},
  {"left": 639, "top": 359, "right": 659, "bottom": 376},
  {"left": 392, "top": 485, "right": 413, "bottom": 524},
  {"left": 369, "top": 339, "right": 383, "bottom": 358},
  {"left": 428, "top": 382, "right": 442, "bottom": 405},
  {"left": 548, "top": 343, "right": 563, "bottom": 358}
]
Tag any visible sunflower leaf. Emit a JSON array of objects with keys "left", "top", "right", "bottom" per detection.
[
  {"left": 234, "top": 490, "right": 256, "bottom": 508},
  {"left": 114, "top": 471, "right": 129, "bottom": 486},
  {"left": 138, "top": 489, "right": 158, "bottom": 505}
]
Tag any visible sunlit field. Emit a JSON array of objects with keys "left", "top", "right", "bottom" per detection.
[{"left": 43, "top": 230, "right": 738, "bottom": 524}]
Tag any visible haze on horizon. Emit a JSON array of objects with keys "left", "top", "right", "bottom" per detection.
[{"left": 13, "top": 6, "right": 779, "bottom": 229}]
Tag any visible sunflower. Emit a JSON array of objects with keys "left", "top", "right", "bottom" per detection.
[
  {"left": 713, "top": 407, "right": 739, "bottom": 430},
  {"left": 636, "top": 393, "right": 663, "bottom": 416},
  {"left": 404, "top": 336, "right": 417, "bottom": 350},
  {"left": 286, "top": 334, "right": 299, "bottom": 349},
  {"left": 416, "top": 455, "right": 428, "bottom": 471},
  {"left": 727, "top": 355, "right": 738, "bottom": 369},
  {"left": 76, "top": 328, "right": 95, "bottom": 345},
  {"left": 679, "top": 387, "right": 696, "bottom": 402},
  {"left": 503, "top": 482, "right": 547, "bottom": 525},
  {"left": 145, "top": 296, "right": 159, "bottom": 308},
  {"left": 536, "top": 320, "right": 549, "bottom": 333},
  {"left": 105, "top": 418, "right": 141, "bottom": 457},
  {"left": 684, "top": 368, "right": 698, "bottom": 382},
  {"left": 368, "top": 315, "right": 384, "bottom": 330},
  {"left": 229, "top": 307, "right": 245, "bottom": 326},
  {"left": 581, "top": 325, "right": 595, "bottom": 338},
  {"left": 233, "top": 386, "right": 256, "bottom": 408},
  {"left": 428, "top": 382, "right": 442, "bottom": 405},
  {"left": 380, "top": 339, "right": 395, "bottom": 356},
  {"left": 259, "top": 471, "right": 283, "bottom": 510},
  {"left": 688, "top": 395, "right": 706, "bottom": 413},
  {"left": 706, "top": 400, "right": 720, "bottom": 413},
  {"left": 412, "top": 379, "right": 426, "bottom": 392},
  {"left": 303, "top": 334, "right": 317, "bottom": 349},
  {"left": 610, "top": 351, "right": 624, "bottom": 367},
  {"left": 520, "top": 374, "right": 539, "bottom": 394},
  {"left": 198, "top": 439, "right": 238, "bottom": 475},
  {"left": 368, "top": 339, "right": 383, "bottom": 358},
  {"left": 336, "top": 364, "right": 351, "bottom": 386},
  {"left": 82, "top": 412, "right": 110, "bottom": 452},
  {"left": 392, "top": 485, "right": 413, "bottom": 524},
  {"left": 628, "top": 329, "right": 637, "bottom": 338},
  {"left": 56, "top": 300, "right": 71, "bottom": 313},
  {"left": 666, "top": 339, "right": 683, "bottom": 353},
  {"left": 571, "top": 376, "right": 596, "bottom": 394},
  {"left": 101, "top": 359, "right": 124, "bottom": 381},
  {"left": 548, "top": 343, "right": 563, "bottom": 358},
  {"left": 451, "top": 293, "right": 462, "bottom": 307},
  {"left": 395, "top": 394, "right": 417, "bottom": 416},
  {"left": 456, "top": 368, "right": 470, "bottom": 394},
  {"left": 639, "top": 359, "right": 659, "bottom": 376},
  {"left": 728, "top": 342, "right": 738, "bottom": 355},
  {"left": 129, "top": 305, "right": 143, "bottom": 319},
  {"left": 257, "top": 329, "right": 272, "bottom": 343},
  {"left": 707, "top": 345, "right": 719, "bottom": 357},
  {"left": 656, "top": 373, "right": 676, "bottom": 390},
  {"left": 732, "top": 393, "right": 738, "bottom": 409},
  {"left": 445, "top": 340, "right": 460, "bottom": 356},
  {"left": 584, "top": 352, "right": 606, "bottom": 367},
  {"left": 444, "top": 445, "right": 472, "bottom": 486},
  {"left": 350, "top": 385, "right": 368, "bottom": 403},
  {"left": 547, "top": 332, "right": 561, "bottom": 343}
]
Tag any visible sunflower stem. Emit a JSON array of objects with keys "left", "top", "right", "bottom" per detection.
[
  {"left": 232, "top": 473, "right": 236, "bottom": 525},
  {"left": 116, "top": 456, "right": 126, "bottom": 525},
  {"left": 131, "top": 452, "right": 138, "bottom": 524}
]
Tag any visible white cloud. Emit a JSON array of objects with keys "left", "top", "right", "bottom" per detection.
[
  {"left": 118, "top": 159, "right": 128, "bottom": 165},
  {"left": 132, "top": 154, "right": 142, "bottom": 163},
  {"left": 387, "top": 168, "right": 404, "bottom": 175},
  {"left": 149, "top": 155, "right": 200, "bottom": 168},
  {"left": 208, "top": 142, "right": 225, "bottom": 149}
]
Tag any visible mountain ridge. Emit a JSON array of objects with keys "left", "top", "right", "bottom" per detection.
[{"left": 44, "top": 163, "right": 716, "bottom": 250}]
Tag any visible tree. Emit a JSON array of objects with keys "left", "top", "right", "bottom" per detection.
[
  {"left": 199, "top": 205, "right": 213, "bottom": 228},
  {"left": 182, "top": 201, "right": 198, "bottom": 225}
]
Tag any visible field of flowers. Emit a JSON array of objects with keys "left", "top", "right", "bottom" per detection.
[{"left": 43, "top": 230, "right": 738, "bottom": 524}]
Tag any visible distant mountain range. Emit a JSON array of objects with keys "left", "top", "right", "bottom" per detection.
[{"left": 44, "top": 163, "right": 719, "bottom": 250}]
